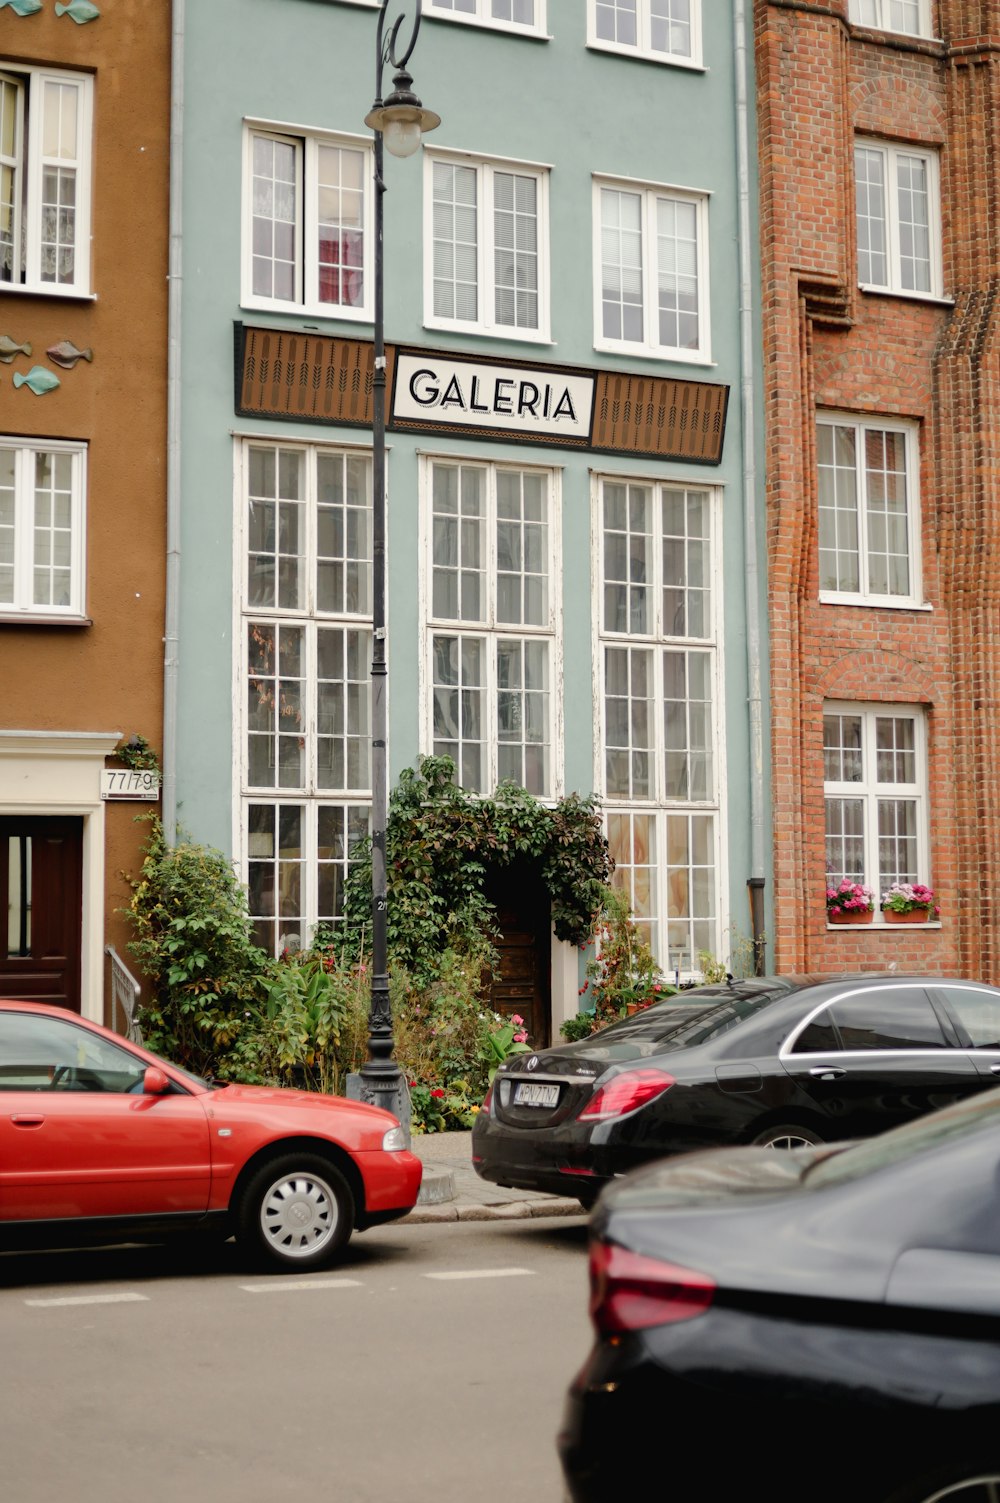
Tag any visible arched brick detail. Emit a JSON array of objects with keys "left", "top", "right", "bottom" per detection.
[
  {"left": 851, "top": 77, "right": 948, "bottom": 142},
  {"left": 814, "top": 346, "right": 934, "bottom": 416},
  {"left": 812, "top": 649, "right": 940, "bottom": 703}
]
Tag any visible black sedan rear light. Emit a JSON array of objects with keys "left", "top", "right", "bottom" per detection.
[
  {"left": 589, "top": 1240, "right": 716, "bottom": 1335},
  {"left": 577, "top": 1068, "right": 675, "bottom": 1122}
]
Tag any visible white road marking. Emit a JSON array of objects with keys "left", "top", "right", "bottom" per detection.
[
  {"left": 424, "top": 1267, "right": 534, "bottom": 1281},
  {"left": 239, "top": 1278, "right": 363, "bottom": 1293},
  {"left": 24, "top": 1292, "right": 150, "bottom": 1308}
]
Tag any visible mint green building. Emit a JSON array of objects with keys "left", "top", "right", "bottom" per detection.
[{"left": 168, "top": 0, "right": 768, "bottom": 1042}]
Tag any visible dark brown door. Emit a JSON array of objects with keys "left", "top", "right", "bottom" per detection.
[
  {"left": 485, "top": 866, "right": 551, "bottom": 1048},
  {"left": 0, "top": 817, "right": 83, "bottom": 1013}
]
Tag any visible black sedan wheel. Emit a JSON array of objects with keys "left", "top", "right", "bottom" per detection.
[
  {"left": 238, "top": 1154, "right": 354, "bottom": 1271},
  {"left": 887, "top": 1475, "right": 1000, "bottom": 1503},
  {"left": 752, "top": 1123, "right": 825, "bottom": 1149}
]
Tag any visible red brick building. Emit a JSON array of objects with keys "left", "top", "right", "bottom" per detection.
[{"left": 756, "top": 0, "right": 999, "bottom": 977}]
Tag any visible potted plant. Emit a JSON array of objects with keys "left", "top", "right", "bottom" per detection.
[
  {"left": 880, "top": 883, "right": 938, "bottom": 924},
  {"left": 826, "top": 879, "right": 875, "bottom": 925}
]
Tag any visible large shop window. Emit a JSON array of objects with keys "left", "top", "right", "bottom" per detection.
[
  {"left": 240, "top": 442, "right": 372, "bottom": 955},
  {"left": 0, "top": 65, "right": 93, "bottom": 296},
  {"left": 848, "top": 0, "right": 931, "bottom": 39},
  {"left": 855, "top": 139, "right": 941, "bottom": 299},
  {"left": 425, "top": 152, "right": 550, "bottom": 341},
  {"left": 824, "top": 703, "right": 930, "bottom": 901},
  {"left": 598, "top": 477, "right": 720, "bottom": 975},
  {"left": 593, "top": 176, "right": 709, "bottom": 361},
  {"left": 817, "top": 413, "right": 921, "bottom": 607},
  {"left": 0, "top": 439, "right": 86, "bottom": 619},
  {"left": 425, "top": 0, "right": 546, "bottom": 34},
  {"left": 243, "top": 125, "right": 373, "bottom": 318},
  {"left": 424, "top": 457, "right": 559, "bottom": 798},
  {"left": 588, "top": 0, "right": 701, "bottom": 66}
]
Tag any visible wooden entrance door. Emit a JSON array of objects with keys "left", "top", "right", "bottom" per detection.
[
  {"left": 0, "top": 817, "right": 83, "bottom": 1013},
  {"left": 485, "top": 866, "right": 551, "bottom": 1049}
]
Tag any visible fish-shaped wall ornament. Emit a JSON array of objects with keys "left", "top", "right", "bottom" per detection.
[
  {"left": 0, "top": 0, "right": 44, "bottom": 16},
  {"left": 13, "top": 366, "right": 61, "bottom": 396},
  {"left": 55, "top": 0, "right": 101, "bottom": 19},
  {"left": 0, "top": 336, "right": 31, "bottom": 364},
  {"left": 46, "top": 340, "right": 94, "bottom": 370}
]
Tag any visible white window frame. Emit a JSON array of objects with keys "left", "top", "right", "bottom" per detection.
[
  {"left": 817, "top": 411, "right": 924, "bottom": 609},
  {"left": 241, "top": 121, "right": 375, "bottom": 321},
  {"left": 848, "top": 0, "right": 933, "bottom": 39},
  {"left": 234, "top": 438, "right": 374, "bottom": 956},
  {"left": 855, "top": 138, "right": 942, "bottom": 300},
  {"left": 594, "top": 471, "right": 724, "bottom": 976},
  {"left": 419, "top": 453, "right": 563, "bottom": 799},
  {"left": 423, "top": 149, "right": 551, "bottom": 343},
  {"left": 587, "top": 0, "right": 703, "bottom": 69},
  {"left": 823, "top": 702, "right": 930, "bottom": 915},
  {"left": 0, "top": 64, "right": 93, "bottom": 297},
  {"left": 425, "top": 0, "right": 548, "bottom": 38},
  {"left": 0, "top": 438, "right": 87, "bottom": 620},
  {"left": 592, "top": 173, "right": 711, "bottom": 363}
]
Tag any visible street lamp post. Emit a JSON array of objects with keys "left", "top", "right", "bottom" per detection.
[{"left": 353, "top": 2, "right": 439, "bottom": 1133}]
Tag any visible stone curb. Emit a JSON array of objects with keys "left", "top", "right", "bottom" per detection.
[{"left": 402, "top": 1197, "right": 584, "bottom": 1225}]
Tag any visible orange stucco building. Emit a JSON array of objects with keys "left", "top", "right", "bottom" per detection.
[{"left": 0, "top": 1, "right": 171, "bottom": 1022}]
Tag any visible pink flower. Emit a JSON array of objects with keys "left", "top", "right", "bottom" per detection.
[
  {"left": 513, "top": 1030, "right": 528, "bottom": 1044},
  {"left": 511, "top": 1014, "right": 524, "bottom": 1026}
]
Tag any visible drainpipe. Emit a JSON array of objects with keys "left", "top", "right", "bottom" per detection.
[
  {"left": 733, "top": 0, "right": 767, "bottom": 973},
  {"left": 162, "top": 0, "right": 185, "bottom": 845}
]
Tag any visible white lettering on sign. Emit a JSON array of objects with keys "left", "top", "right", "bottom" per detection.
[{"left": 393, "top": 354, "right": 594, "bottom": 440}]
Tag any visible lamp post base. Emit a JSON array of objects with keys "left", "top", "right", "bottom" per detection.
[{"left": 345, "top": 1067, "right": 412, "bottom": 1144}]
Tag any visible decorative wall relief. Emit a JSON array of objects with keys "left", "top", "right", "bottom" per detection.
[
  {"left": 55, "top": 1, "right": 101, "bottom": 19},
  {"left": 13, "top": 366, "right": 61, "bottom": 396},
  {"left": 0, "top": 0, "right": 44, "bottom": 18},
  {"left": 47, "top": 341, "right": 94, "bottom": 369},
  {"left": 0, "top": 337, "right": 32, "bottom": 363}
]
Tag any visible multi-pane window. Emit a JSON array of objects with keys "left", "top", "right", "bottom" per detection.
[
  {"left": 244, "top": 126, "right": 372, "bottom": 317},
  {"left": 589, "top": 0, "right": 701, "bottom": 65},
  {"left": 817, "top": 414, "right": 920, "bottom": 605},
  {"left": 849, "top": 0, "right": 931, "bottom": 38},
  {"left": 426, "top": 0, "right": 545, "bottom": 33},
  {"left": 426, "top": 154, "right": 549, "bottom": 340},
  {"left": 599, "top": 478, "right": 719, "bottom": 974},
  {"left": 855, "top": 140, "right": 941, "bottom": 298},
  {"left": 0, "top": 65, "right": 93, "bottom": 295},
  {"left": 425, "top": 458, "right": 557, "bottom": 797},
  {"left": 240, "top": 443, "right": 372, "bottom": 955},
  {"left": 594, "top": 178, "right": 708, "bottom": 359},
  {"left": 824, "top": 704, "right": 929, "bottom": 907},
  {"left": 0, "top": 439, "right": 86, "bottom": 618}
]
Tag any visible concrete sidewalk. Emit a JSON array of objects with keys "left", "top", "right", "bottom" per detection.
[{"left": 402, "top": 1129, "right": 585, "bottom": 1224}]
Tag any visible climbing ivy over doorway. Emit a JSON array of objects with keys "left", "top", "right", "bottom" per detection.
[{"left": 339, "top": 756, "right": 611, "bottom": 985}]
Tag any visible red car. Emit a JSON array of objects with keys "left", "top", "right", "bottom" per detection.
[{"left": 0, "top": 1000, "right": 422, "bottom": 1271}]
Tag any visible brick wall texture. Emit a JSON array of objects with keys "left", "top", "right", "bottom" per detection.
[{"left": 755, "top": 0, "right": 1000, "bottom": 977}]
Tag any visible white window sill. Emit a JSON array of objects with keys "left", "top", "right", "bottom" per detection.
[
  {"left": 586, "top": 41, "right": 705, "bottom": 71},
  {"left": 827, "top": 918, "right": 942, "bottom": 930},
  {"left": 1, "top": 284, "right": 96, "bottom": 302},
  {"left": 422, "top": 319, "right": 554, "bottom": 347},
  {"left": 818, "top": 594, "right": 932, "bottom": 611},
  {"left": 425, "top": 10, "right": 550, "bottom": 40},
  {"left": 593, "top": 339, "right": 714, "bottom": 368},
  {"left": 241, "top": 298, "right": 373, "bottom": 325},
  {"left": 0, "top": 613, "right": 90, "bottom": 626},
  {"left": 858, "top": 285, "right": 954, "bottom": 308}
]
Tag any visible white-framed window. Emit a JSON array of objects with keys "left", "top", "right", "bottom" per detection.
[
  {"left": 849, "top": 0, "right": 932, "bottom": 39},
  {"left": 0, "top": 438, "right": 86, "bottom": 619},
  {"left": 824, "top": 704, "right": 929, "bottom": 903},
  {"left": 817, "top": 412, "right": 922, "bottom": 607},
  {"left": 0, "top": 65, "right": 93, "bottom": 296},
  {"left": 425, "top": 0, "right": 547, "bottom": 36},
  {"left": 593, "top": 175, "right": 710, "bottom": 361},
  {"left": 424, "top": 151, "right": 550, "bottom": 342},
  {"left": 422, "top": 455, "right": 560, "bottom": 797},
  {"left": 238, "top": 440, "right": 373, "bottom": 955},
  {"left": 855, "top": 139, "right": 942, "bottom": 298},
  {"left": 242, "top": 123, "right": 374, "bottom": 319},
  {"left": 597, "top": 475, "right": 721, "bottom": 975},
  {"left": 588, "top": 0, "right": 702, "bottom": 67}
]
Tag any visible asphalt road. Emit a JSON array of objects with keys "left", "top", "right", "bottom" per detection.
[{"left": 1, "top": 1215, "right": 592, "bottom": 1503}]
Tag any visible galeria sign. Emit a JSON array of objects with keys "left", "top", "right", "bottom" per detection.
[{"left": 392, "top": 352, "right": 595, "bottom": 441}]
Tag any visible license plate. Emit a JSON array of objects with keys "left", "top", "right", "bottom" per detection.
[{"left": 514, "top": 1082, "right": 559, "bottom": 1108}]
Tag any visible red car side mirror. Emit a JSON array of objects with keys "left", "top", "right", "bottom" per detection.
[{"left": 143, "top": 1067, "right": 171, "bottom": 1095}]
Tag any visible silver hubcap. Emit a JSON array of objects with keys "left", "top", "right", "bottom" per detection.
[
  {"left": 259, "top": 1171, "right": 338, "bottom": 1259},
  {"left": 762, "top": 1132, "right": 814, "bottom": 1150},
  {"left": 920, "top": 1483, "right": 1000, "bottom": 1503}
]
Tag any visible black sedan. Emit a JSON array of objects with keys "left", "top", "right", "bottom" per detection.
[
  {"left": 472, "top": 973, "right": 1000, "bottom": 1206},
  {"left": 559, "top": 1087, "right": 1000, "bottom": 1503}
]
